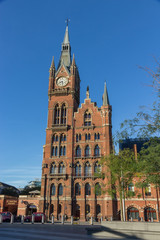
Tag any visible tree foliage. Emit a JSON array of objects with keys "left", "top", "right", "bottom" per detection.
[
  {"left": 101, "top": 148, "right": 137, "bottom": 221},
  {"left": 137, "top": 137, "right": 160, "bottom": 187}
]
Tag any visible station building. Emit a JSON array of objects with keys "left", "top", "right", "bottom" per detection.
[{"left": 11, "top": 25, "right": 159, "bottom": 222}]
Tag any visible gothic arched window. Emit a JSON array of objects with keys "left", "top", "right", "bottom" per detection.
[
  {"left": 75, "top": 162, "right": 81, "bottom": 176},
  {"left": 76, "top": 146, "right": 81, "bottom": 157},
  {"left": 54, "top": 104, "right": 60, "bottom": 124},
  {"left": 50, "top": 162, "right": 56, "bottom": 174},
  {"left": 61, "top": 103, "right": 66, "bottom": 125},
  {"left": 95, "top": 183, "right": 101, "bottom": 196},
  {"left": 94, "top": 145, "right": 100, "bottom": 156},
  {"left": 75, "top": 183, "right": 81, "bottom": 195},
  {"left": 53, "top": 134, "right": 58, "bottom": 143},
  {"left": 94, "top": 161, "right": 101, "bottom": 173},
  {"left": 58, "top": 184, "right": 63, "bottom": 196},
  {"left": 60, "top": 134, "right": 66, "bottom": 143},
  {"left": 51, "top": 184, "right": 56, "bottom": 196},
  {"left": 95, "top": 133, "right": 100, "bottom": 140},
  {"left": 63, "top": 146, "right": 66, "bottom": 156},
  {"left": 52, "top": 146, "right": 58, "bottom": 157},
  {"left": 59, "top": 162, "right": 65, "bottom": 174},
  {"left": 127, "top": 207, "right": 139, "bottom": 220},
  {"left": 60, "top": 146, "right": 66, "bottom": 156},
  {"left": 85, "top": 183, "right": 91, "bottom": 195},
  {"left": 85, "top": 145, "right": 90, "bottom": 157},
  {"left": 85, "top": 162, "right": 91, "bottom": 176},
  {"left": 84, "top": 110, "right": 91, "bottom": 126}
]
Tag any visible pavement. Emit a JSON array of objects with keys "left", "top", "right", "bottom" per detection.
[{"left": 0, "top": 223, "right": 141, "bottom": 240}]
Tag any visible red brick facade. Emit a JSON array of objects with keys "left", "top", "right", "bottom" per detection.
[{"left": 39, "top": 25, "right": 160, "bottom": 222}]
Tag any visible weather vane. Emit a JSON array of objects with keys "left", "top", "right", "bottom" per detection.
[{"left": 65, "top": 18, "right": 70, "bottom": 26}]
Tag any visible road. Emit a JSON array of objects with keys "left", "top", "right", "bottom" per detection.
[{"left": 0, "top": 223, "right": 141, "bottom": 240}]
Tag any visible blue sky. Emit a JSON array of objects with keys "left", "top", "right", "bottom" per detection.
[{"left": 0, "top": 0, "right": 160, "bottom": 188}]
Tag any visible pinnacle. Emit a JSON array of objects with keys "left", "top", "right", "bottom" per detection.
[
  {"left": 71, "top": 53, "right": 76, "bottom": 66},
  {"left": 103, "top": 82, "right": 110, "bottom": 106},
  {"left": 50, "top": 56, "right": 55, "bottom": 69}
]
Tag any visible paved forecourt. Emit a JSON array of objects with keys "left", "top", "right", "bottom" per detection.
[{"left": 0, "top": 223, "right": 140, "bottom": 240}]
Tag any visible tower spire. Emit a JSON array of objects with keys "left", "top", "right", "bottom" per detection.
[
  {"left": 103, "top": 82, "right": 110, "bottom": 106},
  {"left": 58, "top": 21, "right": 71, "bottom": 68},
  {"left": 63, "top": 19, "right": 70, "bottom": 44}
]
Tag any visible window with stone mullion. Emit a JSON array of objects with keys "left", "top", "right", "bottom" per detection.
[{"left": 61, "top": 104, "right": 66, "bottom": 125}]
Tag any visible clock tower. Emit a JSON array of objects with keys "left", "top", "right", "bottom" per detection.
[
  {"left": 40, "top": 24, "right": 113, "bottom": 222},
  {"left": 39, "top": 24, "right": 80, "bottom": 219}
]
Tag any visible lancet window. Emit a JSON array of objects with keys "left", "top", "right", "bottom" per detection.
[
  {"left": 75, "top": 183, "right": 81, "bottom": 196},
  {"left": 94, "top": 161, "right": 101, "bottom": 173},
  {"left": 84, "top": 110, "right": 91, "bottom": 126},
  {"left": 76, "top": 146, "right": 81, "bottom": 157},
  {"left": 59, "top": 162, "right": 65, "bottom": 174},
  {"left": 50, "top": 162, "right": 56, "bottom": 174},
  {"left": 58, "top": 184, "right": 63, "bottom": 196},
  {"left": 53, "top": 103, "right": 67, "bottom": 125},
  {"left": 85, "top": 161, "right": 91, "bottom": 176},
  {"left": 85, "top": 183, "right": 91, "bottom": 195},
  {"left": 85, "top": 145, "right": 90, "bottom": 157},
  {"left": 94, "top": 145, "right": 100, "bottom": 156},
  {"left": 75, "top": 162, "right": 81, "bottom": 176},
  {"left": 51, "top": 184, "right": 56, "bottom": 196}
]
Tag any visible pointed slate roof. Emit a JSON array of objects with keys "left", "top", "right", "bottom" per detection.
[
  {"left": 63, "top": 25, "right": 70, "bottom": 44},
  {"left": 103, "top": 82, "right": 110, "bottom": 106}
]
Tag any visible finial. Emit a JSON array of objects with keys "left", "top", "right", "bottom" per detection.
[
  {"left": 86, "top": 86, "right": 90, "bottom": 99},
  {"left": 65, "top": 18, "right": 70, "bottom": 26}
]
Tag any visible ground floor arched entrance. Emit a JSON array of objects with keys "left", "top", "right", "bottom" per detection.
[
  {"left": 127, "top": 207, "right": 139, "bottom": 220},
  {"left": 144, "top": 207, "right": 157, "bottom": 221}
]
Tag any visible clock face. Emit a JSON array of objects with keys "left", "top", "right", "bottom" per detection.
[{"left": 56, "top": 77, "right": 68, "bottom": 87}]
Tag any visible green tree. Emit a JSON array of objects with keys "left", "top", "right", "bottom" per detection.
[
  {"left": 101, "top": 148, "right": 137, "bottom": 221},
  {"left": 137, "top": 137, "right": 160, "bottom": 221}
]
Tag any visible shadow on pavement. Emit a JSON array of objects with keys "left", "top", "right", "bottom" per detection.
[{"left": 86, "top": 225, "right": 143, "bottom": 239}]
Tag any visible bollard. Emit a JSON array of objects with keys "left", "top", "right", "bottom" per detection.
[
  {"left": 71, "top": 216, "right": 73, "bottom": 225},
  {"left": 0, "top": 214, "right": 2, "bottom": 224},
  {"left": 41, "top": 214, "right": 44, "bottom": 224},
  {"left": 100, "top": 217, "right": 103, "bottom": 223},
  {"left": 21, "top": 215, "right": 24, "bottom": 224},
  {"left": 31, "top": 214, "right": 34, "bottom": 224},
  {"left": 51, "top": 215, "right": 54, "bottom": 224},
  {"left": 131, "top": 217, "right": 133, "bottom": 222},
  {"left": 91, "top": 217, "right": 93, "bottom": 225},
  {"left": 62, "top": 215, "right": 64, "bottom": 224},
  {"left": 141, "top": 217, "right": 143, "bottom": 222},
  {"left": 110, "top": 216, "right": 113, "bottom": 221},
  {"left": 10, "top": 214, "right": 14, "bottom": 224},
  {"left": 151, "top": 217, "right": 153, "bottom": 222}
]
